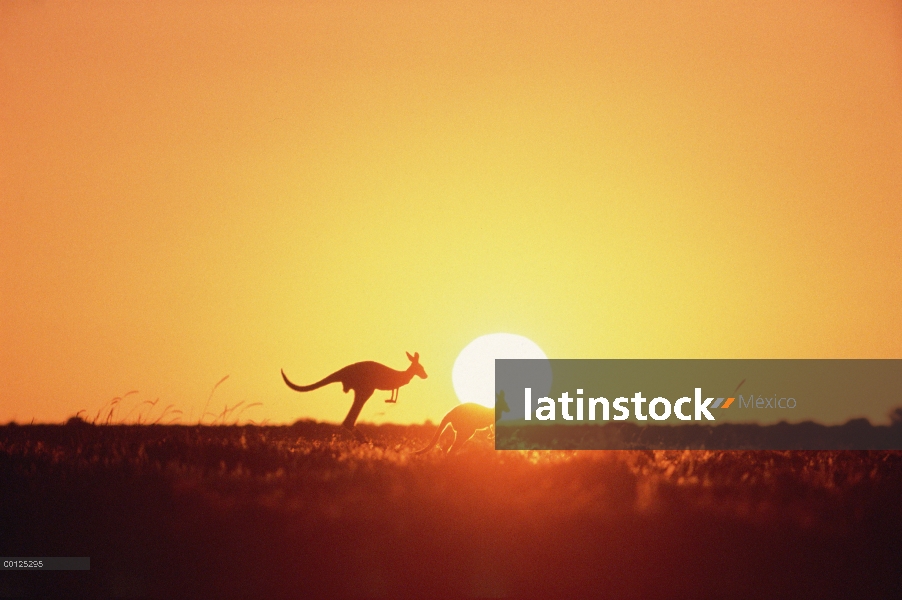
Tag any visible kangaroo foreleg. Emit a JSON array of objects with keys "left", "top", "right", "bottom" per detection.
[{"left": 384, "top": 388, "right": 398, "bottom": 403}]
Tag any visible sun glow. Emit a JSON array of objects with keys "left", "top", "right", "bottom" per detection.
[{"left": 452, "top": 333, "right": 548, "bottom": 408}]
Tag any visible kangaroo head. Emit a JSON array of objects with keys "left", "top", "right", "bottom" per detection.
[
  {"left": 406, "top": 351, "right": 427, "bottom": 379},
  {"left": 496, "top": 390, "right": 510, "bottom": 415}
]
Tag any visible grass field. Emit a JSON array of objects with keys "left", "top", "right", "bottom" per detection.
[{"left": 1, "top": 421, "right": 900, "bottom": 598}]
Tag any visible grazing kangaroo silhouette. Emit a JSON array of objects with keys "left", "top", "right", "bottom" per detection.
[
  {"left": 415, "top": 391, "right": 510, "bottom": 455},
  {"left": 281, "top": 352, "right": 427, "bottom": 440}
]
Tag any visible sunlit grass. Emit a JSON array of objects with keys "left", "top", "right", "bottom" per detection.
[
  {"left": 2, "top": 421, "right": 898, "bottom": 531},
  {"left": 3, "top": 422, "right": 900, "bottom": 597},
  {"left": 73, "top": 378, "right": 264, "bottom": 426}
]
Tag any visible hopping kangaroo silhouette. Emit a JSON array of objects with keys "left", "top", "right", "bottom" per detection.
[
  {"left": 281, "top": 352, "right": 427, "bottom": 439},
  {"left": 415, "top": 391, "right": 510, "bottom": 455}
]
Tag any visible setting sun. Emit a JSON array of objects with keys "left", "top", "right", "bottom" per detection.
[{"left": 452, "top": 333, "right": 549, "bottom": 407}]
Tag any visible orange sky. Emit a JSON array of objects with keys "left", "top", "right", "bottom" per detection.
[{"left": 2, "top": 1, "right": 901, "bottom": 425}]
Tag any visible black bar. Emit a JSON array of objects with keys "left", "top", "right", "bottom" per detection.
[{"left": 0, "top": 557, "right": 90, "bottom": 570}]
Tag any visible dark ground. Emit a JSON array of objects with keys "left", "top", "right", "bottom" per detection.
[{"left": 1, "top": 422, "right": 900, "bottom": 598}]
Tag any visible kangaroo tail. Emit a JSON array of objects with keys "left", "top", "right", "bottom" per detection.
[
  {"left": 414, "top": 414, "right": 452, "bottom": 455},
  {"left": 281, "top": 369, "right": 339, "bottom": 393}
]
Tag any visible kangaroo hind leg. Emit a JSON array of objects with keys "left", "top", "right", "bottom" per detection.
[
  {"left": 342, "top": 388, "right": 374, "bottom": 441},
  {"left": 447, "top": 427, "right": 478, "bottom": 454}
]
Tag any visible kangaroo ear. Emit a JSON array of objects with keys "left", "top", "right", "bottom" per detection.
[{"left": 406, "top": 351, "right": 414, "bottom": 362}]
